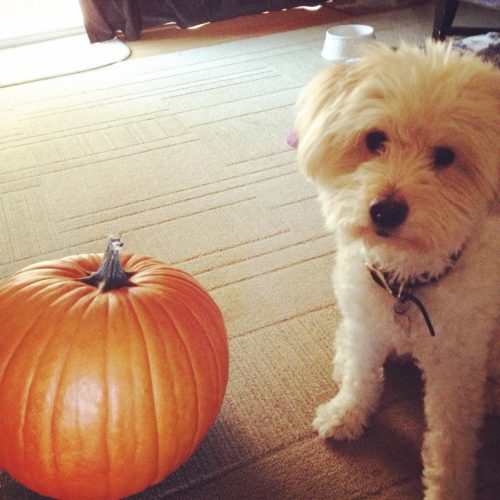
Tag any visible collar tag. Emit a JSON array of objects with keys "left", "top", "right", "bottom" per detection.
[{"left": 367, "top": 264, "right": 436, "bottom": 337}]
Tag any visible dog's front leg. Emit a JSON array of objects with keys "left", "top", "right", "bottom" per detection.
[
  {"left": 420, "top": 356, "right": 487, "bottom": 500},
  {"left": 313, "top": 319, "right": 388, "bottom": 440}
]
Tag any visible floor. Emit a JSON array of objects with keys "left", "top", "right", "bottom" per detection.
[
  {"left": 120, "top": 1, "right": 500, "bottom": 60},
  {"left": 121, "top": 4, "right": 352, "bottom": 59}
]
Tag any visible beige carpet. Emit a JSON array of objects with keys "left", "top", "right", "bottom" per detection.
[
  {"left": 0, "top": 2, "right": 499, "bottom": 499},
  {"left": 0, "top": 35, "right": 130, "bottom": 87}
]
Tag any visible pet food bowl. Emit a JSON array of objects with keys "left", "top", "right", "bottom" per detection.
[{"left": 321, "top": 24, "right": 375, "bottom": 62}]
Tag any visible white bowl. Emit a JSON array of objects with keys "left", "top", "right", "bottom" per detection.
[{"left": 321, "top": 24, "right": 375, "bottom": 62}]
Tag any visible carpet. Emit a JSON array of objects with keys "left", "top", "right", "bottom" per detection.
[
  {"left": 0, "top": 34, "right": 130, "bottom": 88},
  {"left": 0, "top": 2, "right": 499, "bottom": 499}
]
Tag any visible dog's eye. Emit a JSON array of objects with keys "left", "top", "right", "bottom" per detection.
[
  {"left": 365, "top": 131, "right": 387, "bottom": 153},
  {"left": 433, "top": 147, "right": 455, "bottom": 168}
]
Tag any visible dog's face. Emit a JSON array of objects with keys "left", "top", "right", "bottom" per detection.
[{"left": 296, "top": 42, "right": 499, "bottom": 270}]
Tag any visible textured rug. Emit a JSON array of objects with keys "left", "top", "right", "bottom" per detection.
[
  {"left": 0, "top": 35, "right": 130, "bottom": 87},
  {"left": 0, "top": 2, "right": 499, "bottom": 499}
]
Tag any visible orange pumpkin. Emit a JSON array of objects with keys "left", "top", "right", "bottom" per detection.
[{"left": 0, "top": 238, "right": 228, "bottom": 500}]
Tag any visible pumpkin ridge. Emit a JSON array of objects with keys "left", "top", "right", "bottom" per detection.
[
  {"left": 124, "top": 308, "right": 140, "bottom": 491},
  {"left": 0, "top": 290, "right": 53, "bottom": 386},
  {"left": 22, "top": 311, "right": 60, "bottom": 492},
  {"left": 137, "top": 278, "right": 216, "bottom": 313},
  {"left": 0, "top": 304, "right": 50, "bottom": 475},
  {"left": 66, "top": 255, "right": 104, "bottom": 276},
  {"left": 154, "top": 297, "right": 201, "bottom": 465},
  {"left": 158, "top": 301, "right": 194, "bottom": 471},
  {"left": 122, "top": 294, "right": 161, "bottom": 487},
  {"left": 0, "top": 276, "right": 73, "bottom": 313},
  {"left": 136, "top": 293, "right": 183, "bottom": 479},
  {"left": 49, "top": 293, "right": 98, "bottom": 498},
  {"left": 102, "top": 292, "right": 112, "bottom": 499},
  {"left": 7, "top": 262, "right": 85, "bottom": 283},
  {"left": 0, "top": 282, "right": 85, "bottom": 392},
  {"left": 179, "top": 295, "right": 227, "bottom": 429},
  {"left": 146, "top": 276, "right": 226, "bottom": 342},
  {"left": 102, "top": 290, "right": 140, "bottom": 494},
  {"left": 141, "top": 271, "right": 203, "bottom": 288},
  {"left": 199, "top": 304, "right": 228, "bottom": 405},
  {"left": 17, "top": 291, "right": 92, "bottom": 498},
  {"left": 155, "top": 290, "right": 225, "bottom": 459}
]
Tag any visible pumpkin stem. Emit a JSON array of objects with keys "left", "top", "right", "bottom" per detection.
[{"left": 79, "top": 236, "right": 135, "bottom": 292}]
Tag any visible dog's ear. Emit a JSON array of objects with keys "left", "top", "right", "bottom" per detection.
[
  {"left": 474, "top": 68, "right": 500, "bottom": 200},
  {"left": 294, "top": 62, "right": 364, "bottom": 180},
  {"left": 295, "top": 64, "right": 351, "bottom": 137},
  {"left": 435, "top": 42, "right": 500, "bottom": 202}
]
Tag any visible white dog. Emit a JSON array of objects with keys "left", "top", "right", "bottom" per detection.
[{"left": 294, "top": 41, "right": 499, "bottom": 499}]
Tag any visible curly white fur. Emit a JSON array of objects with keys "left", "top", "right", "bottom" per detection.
[{"left": 295, "top": 41, "right": 500, "bottom": 500}]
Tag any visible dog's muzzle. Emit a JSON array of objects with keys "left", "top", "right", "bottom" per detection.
[{"left": 370, "top": 196, "right": 409, "bottom": 231}]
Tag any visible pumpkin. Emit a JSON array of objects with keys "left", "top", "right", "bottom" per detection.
[{"left": 0, "top": 238, "right": 228, "bottom": 500}]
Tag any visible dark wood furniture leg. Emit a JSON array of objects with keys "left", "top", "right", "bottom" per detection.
[
  {"left": 433, "top": 0, "right": 499, "bottom": 40},
  {"left": 433, "top": 0, "right": 460, "bottom": 40}
]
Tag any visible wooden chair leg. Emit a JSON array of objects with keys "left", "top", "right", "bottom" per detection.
[{"left": 433, "top": 0, "right": 460, "bottom": 40}]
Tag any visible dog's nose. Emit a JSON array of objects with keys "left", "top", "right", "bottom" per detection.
[{"left": 369, "top": 197, "right": 409, "bottom": 229}]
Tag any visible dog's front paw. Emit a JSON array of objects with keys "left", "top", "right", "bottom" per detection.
[{"left": 313, "top": 398, "right": 367, "bottom": 440}]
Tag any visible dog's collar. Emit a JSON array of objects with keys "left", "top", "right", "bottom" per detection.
[{"left": 366, "top": 248, "right": 463, "bottom": 337}]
